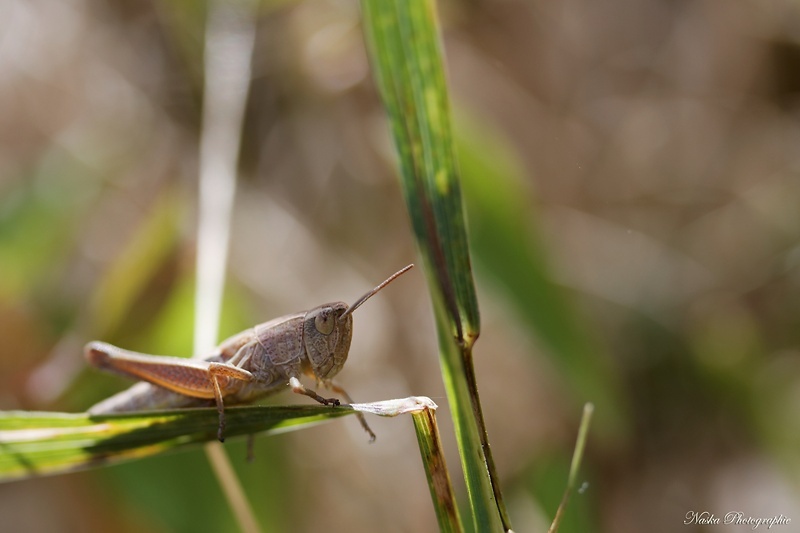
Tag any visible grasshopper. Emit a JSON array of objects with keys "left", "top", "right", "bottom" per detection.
[{"left": 85, "top": 264, "right": 413, "bottom": 442}]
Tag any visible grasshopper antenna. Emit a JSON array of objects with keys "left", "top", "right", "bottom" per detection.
[{"left": 339, "top": 264, "right": 414, "bottom": 321}]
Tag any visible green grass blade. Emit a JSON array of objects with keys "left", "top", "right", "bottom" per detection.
[
  {"left": 0, "top": 399, "right": 427, "bottom": 483},
  {"left": 411, "top": 402, "right": 462, "bottom": 533},
  {"left": 361, "top": 0, "right": 478, "bottom": 343},
  {"left": 549, "top": 403, "right": 594, "bottom": 533},
  {"left": 361, "top": 1, "right": 508, "bottom": 531}
]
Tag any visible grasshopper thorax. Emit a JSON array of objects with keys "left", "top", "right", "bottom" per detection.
[{"left": 303, "top": 302, "right": 352, "bottom": 380}]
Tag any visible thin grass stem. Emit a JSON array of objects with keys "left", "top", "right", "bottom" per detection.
[{"left": 195, "top": 1, "right": 259, "bottom": 532}]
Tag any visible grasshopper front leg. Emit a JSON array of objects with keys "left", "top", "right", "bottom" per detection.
[
  {"left": 287, "top": 376, "right": 375, "bottom": 442},
  {"left": 85, "top": 342, "right": 254, "bottom": 441},
  {"left": 288, "top": 376, "right": 340, "bottom": 406}
]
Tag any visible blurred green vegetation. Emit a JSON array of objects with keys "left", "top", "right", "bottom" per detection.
[{"left": 1, "top": 0, "right": 799, "bottom": 532}]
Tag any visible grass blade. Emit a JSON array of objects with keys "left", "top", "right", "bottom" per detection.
[
  {"left": 0, "top": 398, "right": 430, "bottom": 483},
  {"left": 411, "top": 402, "right": 463, "bottom": 533},
  {"left": 548, "top": 403, "right": 594, "bottom": 533},
  {"left": 361, "top": 1, "right": 509, "bottom": 530}
]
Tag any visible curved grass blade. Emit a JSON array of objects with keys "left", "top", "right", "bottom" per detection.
[
  {"left": 0, "top": 398, "right": 430, "bottom": 483},
  {"left": 361, "top": 1, "right": 509, "bottom": 530}
]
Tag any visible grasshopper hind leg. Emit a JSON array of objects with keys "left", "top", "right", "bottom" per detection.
[
  {"left": 210, "top": 372, "right": 226, "bottom": 442},
  {"left": 207, "top": 362, "right": 255, "bottom": 442}
]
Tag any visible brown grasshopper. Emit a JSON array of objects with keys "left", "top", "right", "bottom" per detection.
[{"left": 85, "top": 264, "right": 413, "bottom": 442}]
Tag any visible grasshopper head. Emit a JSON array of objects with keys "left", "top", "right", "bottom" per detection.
[
  {"left": 303, "top": 264, "right": 413, "bottom": 380},
  {"left": 303, "top": 302, "right": 352, "bottom": 380}
]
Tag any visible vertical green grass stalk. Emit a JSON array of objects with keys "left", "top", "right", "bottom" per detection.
[{"left": 361, "top": 1, "right": 510, "bottom": 530}]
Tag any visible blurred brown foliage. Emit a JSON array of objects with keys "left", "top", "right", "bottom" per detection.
[{"left": 1, "top": 0, "right": 799, "bottom": 532}]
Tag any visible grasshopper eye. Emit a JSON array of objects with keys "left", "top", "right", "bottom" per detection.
[{"left": 314, "top": 309, "right": 335, "bottom": 335}]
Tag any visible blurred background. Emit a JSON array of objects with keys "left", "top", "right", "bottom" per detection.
[{"left": 1, "top": 0, "right": 800, "bottom": 532}]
